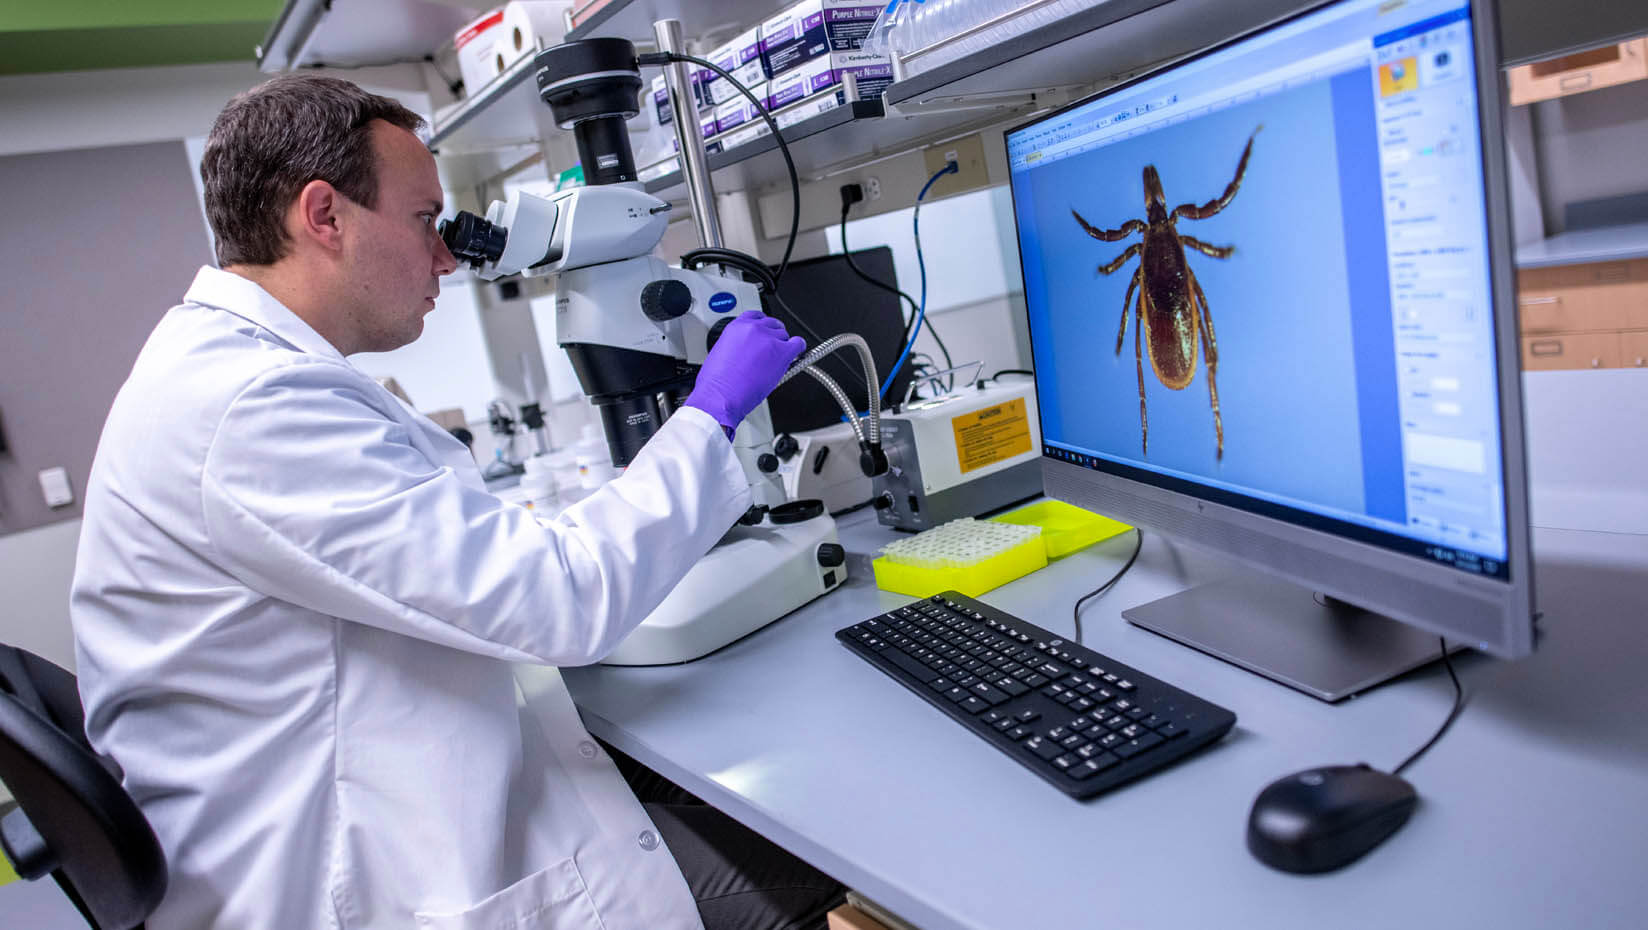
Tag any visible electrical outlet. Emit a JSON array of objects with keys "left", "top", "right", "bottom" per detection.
[
  {"left": 864, "top": 176, "right": 882, "bottom": 201},
  {"left": 922, "top": 134, "right": 990, "bottom": 198},
  {"left": 39, "top": 467, "right": 74, "bottom": 509}
]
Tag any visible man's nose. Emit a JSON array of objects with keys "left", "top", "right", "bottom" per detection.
[{"left": 433, "top": 234, "right": 459, "bottom": 276}]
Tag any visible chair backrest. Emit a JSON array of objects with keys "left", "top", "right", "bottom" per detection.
[{"left": 0, "top": 646, "right": 167, "bottom": 930}]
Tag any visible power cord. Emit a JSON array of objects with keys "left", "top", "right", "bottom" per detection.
[
  {"left": 1071, "top": 529, "right": 1144, "bottom": 645},
  {"left": 878, "top": 161, "right": 958, "bottom": 403},
  {"left": 1391, "top": 639, "right": 1466, "bottom": 776},
  {"left": 638, "top": 51, "right": 800, "bottom": 284},
  {"left": 838, "top": 189, "right": 956, "bottom": 391}
]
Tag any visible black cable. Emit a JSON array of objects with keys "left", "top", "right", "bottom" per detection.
[
  {"left": 838, "top": 203, "right": 956, "bottom": 394},
  {"left": 678, "top": 248, "right": 864, "bottom": 391},
  {"left": 1071, "top": 529, "right": 1144, "bottom": 645},
  {"left": 990, "top": 368, "right": 1034, "bottom": 382},
  {"left": 1391, "top": 639, "right": 1466, "bottom": 776},
  {"left": 642, "top": 51, "right": 800, "bottom": 283}
]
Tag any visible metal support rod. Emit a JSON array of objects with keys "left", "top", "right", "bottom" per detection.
[{"left": 653, "top": 18, "right": 723, "bottom": 250}]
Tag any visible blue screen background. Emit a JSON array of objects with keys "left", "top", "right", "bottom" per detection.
[{"left": 1013, "top": 72, "right": 1400, "bottom": 522}]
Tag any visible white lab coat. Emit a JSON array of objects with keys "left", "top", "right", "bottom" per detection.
[{"left": 70, "top": 267, "right": 746, "bottom": 930}]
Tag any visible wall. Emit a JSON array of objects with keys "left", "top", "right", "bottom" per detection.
[
  {"left": 1528, "top": 80, "right": 1648, "bottom": 233},
  {"left": 824, "top": 184, "right": 1033, "bottom": 380},
  {"left": 0, "top": 141, "right": 215, "bottom": 535}
]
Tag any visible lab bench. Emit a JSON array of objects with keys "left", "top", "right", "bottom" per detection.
[{"left": 554, "top": 498, "right": 1648, "bottom": 930}]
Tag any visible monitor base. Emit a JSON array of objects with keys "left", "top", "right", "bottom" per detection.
[{"left": 1123, "top": 573, "right": 1456, "bottom": 702}]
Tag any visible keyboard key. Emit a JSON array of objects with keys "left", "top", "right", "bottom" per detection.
[
  {"left": 1015, "top": 709, "right": 1041, "bottom": 724},
  {"left": 971, "top": 682, "right": 1010, "bottom": 705},
  {"left": 928, "top": 678, "right": 953, "bottom": 693},
  {"left": 959, "top": 696, "right": 989, "bottom": 714},
  {"left": 1006, "top": 726, "right": 1032, "bottom": 741},
  {"left": 1025, "top": 737, "right": 1061, "bottom": 761},
  {"left": 1116, "top": 679, "right": 1137, "bottom": 692},
  {"left": 1051, "top": 754, "right": 1077, "bottom": 770},
  {"left": 1156, "top": 722, "right": 1187, "bottom": 739},
  {"left": 993, "top": 717, "right": 1015, "bottom": 732}
]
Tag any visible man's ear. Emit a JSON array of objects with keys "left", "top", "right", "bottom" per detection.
[{"left": 292, "top": 179, "right": 346, "bottom": 253}]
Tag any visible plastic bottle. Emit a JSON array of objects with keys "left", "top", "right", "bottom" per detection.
[{"left": 518, "top": 454, "right": 560, "bottom": 516}]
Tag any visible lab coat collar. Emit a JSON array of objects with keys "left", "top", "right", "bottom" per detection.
[{"left": 183, "top": 265, "right": 347, "bottom": 363}]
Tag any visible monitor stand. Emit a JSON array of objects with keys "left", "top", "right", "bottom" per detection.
[{"left": 1122, "top": 572, "right": 1454, "bottom": 702}]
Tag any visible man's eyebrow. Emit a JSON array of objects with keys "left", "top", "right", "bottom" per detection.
[{"left": 423, "top": 199, "right": 444, "bottom": 212}]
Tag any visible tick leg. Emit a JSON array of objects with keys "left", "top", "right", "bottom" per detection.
[
  {"left": 1178, "top": 234, "right": 1234, "bottom": 260},
  {"left": 1099, "top": 242, "right": 1141, "bottom": 276},
  {"left": 1116, "top": 268, "right": 1141, "bottom": 355},
  {"left": 1171, "top": 125, "right": 1261, "bottom": 221},
  {"left": 1189, "top": 269, "right": 1223, "bottom": 460},
  {"left": 1073, "top": 209, "right": 1146, "bottom": 242},
  {"left": 1135, "top": 286, "right": 1150, "bottom": 457}
]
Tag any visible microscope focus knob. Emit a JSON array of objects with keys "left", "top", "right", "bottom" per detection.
[
  {"left": 774, "top": 433, "right": 800, "bottom": 460},
  {"left": 816, "top": 543, "right": 846, "bottom": 568},
  {"left": 757, "top": 453, "right": 781, "bottom": 474},
  {"left": 640, "top": 279, "right": 694, "bottom": 322}
]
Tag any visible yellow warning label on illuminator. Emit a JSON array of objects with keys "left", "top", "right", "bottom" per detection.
[{"left": 952, "top": 397, "right": 1033, "bottom": 474}]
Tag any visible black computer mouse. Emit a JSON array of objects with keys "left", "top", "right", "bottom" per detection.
[{"left": 1246, "top": 764, "right": 1418, "bottom": 873}]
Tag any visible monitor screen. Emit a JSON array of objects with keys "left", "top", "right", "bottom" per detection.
[{"left": 1004, "top": 0, "right": 1533, "bottom": 673}]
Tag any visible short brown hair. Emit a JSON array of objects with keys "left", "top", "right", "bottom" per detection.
[{"left": 201, "top": 74, "right": 425, "bottom": 266}]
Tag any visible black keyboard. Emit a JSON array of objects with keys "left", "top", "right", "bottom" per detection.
[{"left": 837, "top": 592, "right": 1236, "bottom": 799}]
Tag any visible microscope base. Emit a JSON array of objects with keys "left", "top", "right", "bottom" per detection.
[{"left": 600, "top": 514, "right": 845, "bottom": 666}]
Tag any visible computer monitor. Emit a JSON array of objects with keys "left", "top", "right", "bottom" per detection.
[
  {"left": 1004, "top": 0, "right": 1534, "bottom": 700},
  {"left": 766, "top": 247, "right": 913, "bottom": 434}
]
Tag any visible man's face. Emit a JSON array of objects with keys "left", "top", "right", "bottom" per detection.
[{"left": 342, "top": 121, "right": 458, "bottom": 354}]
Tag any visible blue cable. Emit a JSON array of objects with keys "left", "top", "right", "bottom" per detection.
[{"left": 878, "top": 161, "right": 958, "bottom": 403}]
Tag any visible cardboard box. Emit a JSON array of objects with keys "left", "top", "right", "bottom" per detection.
[{"left": 760, "top": 0, "right": 883, "bottom": 77}]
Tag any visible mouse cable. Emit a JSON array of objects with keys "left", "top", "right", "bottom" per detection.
[
  {"left": 1391, "top": 638, "right": 1466, "bottom": 776},
  {"left": 1072, "top": 528, "right": 1144, "bottom": 645}
]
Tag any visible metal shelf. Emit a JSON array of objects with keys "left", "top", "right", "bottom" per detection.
[
  {"left": 257, "top": 0, "right": 477, "bottom": 72},
  {"left": 565, "top": 0, "right": 786, "bottom": 43},
  {"left": 884, "top": 0, "right": 1313, "bottom": 111},
  {"left": 640, "top": 99, "right": 886, "bottom": 200},
  {"left": 427, "top": 52, "right": 551, "bottom": 155}
]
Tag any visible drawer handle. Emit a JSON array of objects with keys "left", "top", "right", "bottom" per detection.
[
  {"left": 1559, "top": 73, "right": 1593, "bottom": 91},
  {"left": 1590, "top": 358, "right": 1602, "bottom": 368},
  {"left": 1529, "top": 340, "right": 1564, "bottom": 357},
  {"left": 1636, "top": 357, "right": 1646, "bottom": 367},
  {"left": 1518, "top": 296, "right": 1562, "bottom": 306}
]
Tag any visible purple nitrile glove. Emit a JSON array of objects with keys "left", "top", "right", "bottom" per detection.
[{"left": 685, "top": 310, "right": 806, "bottom": 439}]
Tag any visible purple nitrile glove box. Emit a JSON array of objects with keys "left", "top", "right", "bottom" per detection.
[
  {"left": 760, "top": 0, "right": 883, "bottom": 79},
  {"left": 767, "top": 50, "right": 892, "bottom": 128},
  {"left": 704, "top": 25, "right": 765, "bottom": 106}
]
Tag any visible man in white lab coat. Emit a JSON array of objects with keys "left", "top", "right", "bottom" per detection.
[{"left": 70, "top": 74, "right": 844, "bottom": 930}]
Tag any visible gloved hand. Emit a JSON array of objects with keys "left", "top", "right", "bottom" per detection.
[{"left": 685, "top": 310, "right": 806, "bottom": 438}]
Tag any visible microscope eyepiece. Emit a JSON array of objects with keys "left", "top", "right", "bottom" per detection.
[{"left": 438, "top": 211, "right": 509, "bottom": 267}]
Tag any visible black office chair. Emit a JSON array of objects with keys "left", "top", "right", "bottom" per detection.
[{"left": 0, "top": 646, "right": 167, "bottom": 930}]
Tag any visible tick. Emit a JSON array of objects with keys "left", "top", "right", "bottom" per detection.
[{"left": 1071, "top": 126, "right": 1260, "bottom": 460}]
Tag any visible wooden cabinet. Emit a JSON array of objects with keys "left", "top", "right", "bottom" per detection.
[
  {"left": 1507, "top": 37, "right": 1647, "bottom": 105},
  {"left": 1517, "top": 259, "right": 1648, "bottom": 371},
  {"left": 1621, "top": 330, "right": 1648, "bottom": 369}
]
